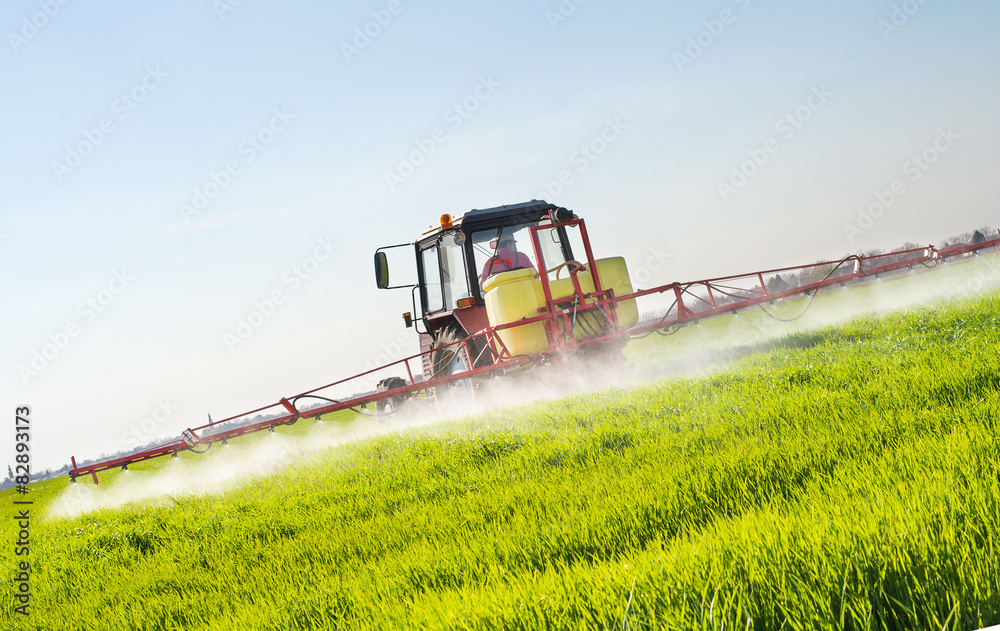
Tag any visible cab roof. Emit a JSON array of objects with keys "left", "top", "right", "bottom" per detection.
[{"left": 420, "top": 200, "right": 560, "bottom": 237}]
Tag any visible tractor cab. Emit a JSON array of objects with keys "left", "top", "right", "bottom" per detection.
[
  {"left": 375, "top": 200, "right": 637, "bottom": 381},
  {"left": 375, "top": 201, "right": 575, "bottom": 372}
]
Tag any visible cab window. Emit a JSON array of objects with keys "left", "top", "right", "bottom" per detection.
[
  {"left": 421, "top": 246, "right": 443, "bottom": 313},
  {"left": 472, "top": 222, "right": 575, "bottom": 285},
  {"left": 421, "top": 233, "right": 471, "bottom": 313}
]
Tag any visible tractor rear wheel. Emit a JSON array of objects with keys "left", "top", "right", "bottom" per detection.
[{"left": 375, "top": 376, "right": 409, "bottom": 424}]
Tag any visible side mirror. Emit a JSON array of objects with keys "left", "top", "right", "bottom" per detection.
[{"left": 375, "top": 251, "right": 390, "bottom": 289}]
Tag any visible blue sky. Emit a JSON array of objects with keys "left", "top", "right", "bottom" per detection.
[{"left": 3, "top": 0, "right": 999, "bottom": 470}]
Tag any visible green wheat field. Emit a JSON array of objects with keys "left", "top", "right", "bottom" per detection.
[{"left": 3, "top": 258, "right": 1000, "bottom": 630}]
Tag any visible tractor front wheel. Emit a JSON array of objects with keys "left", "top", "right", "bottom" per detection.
[{"left": 430, "top": 325, "right": 487, "bottom": 414}]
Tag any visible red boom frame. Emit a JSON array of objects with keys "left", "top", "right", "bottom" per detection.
[{"left": 69, "top": 219, "right": 1000, "bottom": 484}]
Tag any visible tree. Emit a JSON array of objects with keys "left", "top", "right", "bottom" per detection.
[{"left": 767, "top": 274, "right": 790, "bottom": 294}]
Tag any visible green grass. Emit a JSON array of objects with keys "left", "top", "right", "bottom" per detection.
[{"left": 3, "top": 281, "right": 1000, "bottom": 629}]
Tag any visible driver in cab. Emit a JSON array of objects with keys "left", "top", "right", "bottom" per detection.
[{"left": 480, "top": 234, "right": 535, "bottom": 286}]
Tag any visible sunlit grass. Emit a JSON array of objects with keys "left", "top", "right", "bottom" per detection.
[{"left": 2, "top": 286, "right": 999, "bottom": 630}]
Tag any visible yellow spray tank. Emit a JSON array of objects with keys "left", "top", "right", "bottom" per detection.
[{"left": 483, "top": 257, "right": 639, "bottom": 357}]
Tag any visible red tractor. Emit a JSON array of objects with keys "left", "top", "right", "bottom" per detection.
[{"left": 373, "top": 200, "right": 638, "bottom": 416}]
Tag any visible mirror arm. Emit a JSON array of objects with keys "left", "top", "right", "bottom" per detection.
[{"left": 374, "top": 243, "right": 416, "bottom": 290}]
